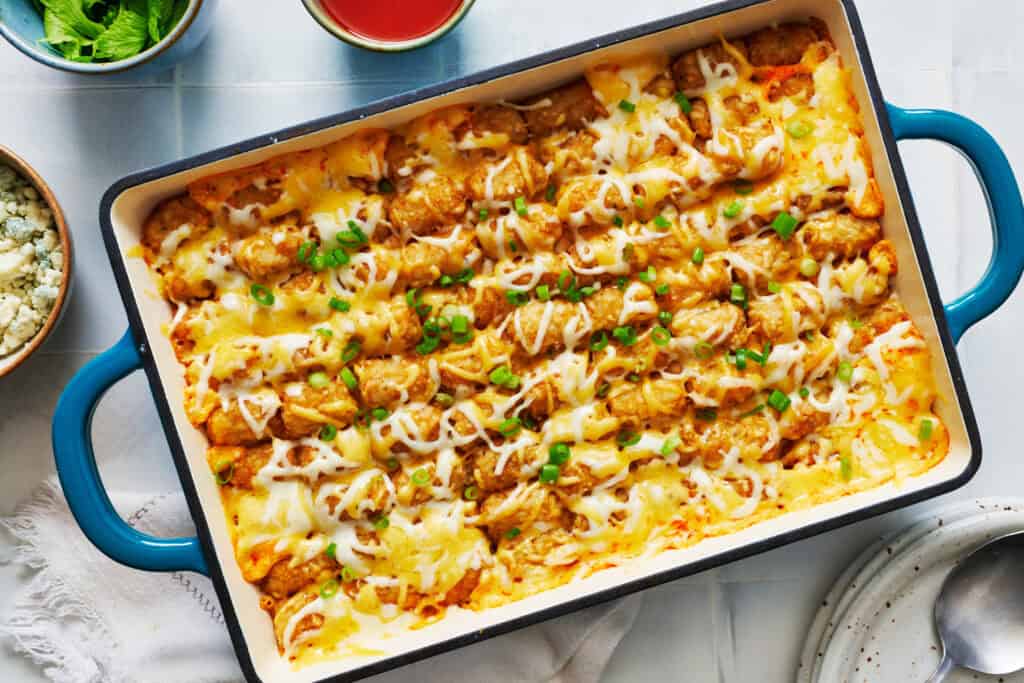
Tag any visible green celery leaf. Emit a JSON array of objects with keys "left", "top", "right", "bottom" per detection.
[
  {"left": 147, "top": 0, "right": 174, "bottom": 42},
  {"left": 38, "top": 0, "right": 106, "bottom": 40},
  {"left": 92, "top": 0, "right": 149, "bottom": 61}
]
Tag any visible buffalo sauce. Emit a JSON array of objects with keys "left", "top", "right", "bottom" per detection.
[{"left": 322, "top": 0, "right": 464, "bottom": 42}]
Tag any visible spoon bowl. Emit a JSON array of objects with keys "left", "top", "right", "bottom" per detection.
[{"left": 928, "top": 530, "right": 1024, "bottom": 682}]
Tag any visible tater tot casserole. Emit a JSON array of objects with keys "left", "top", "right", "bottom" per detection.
[{"left": 138, "top": 18, "right": 949, "bottom": 666}]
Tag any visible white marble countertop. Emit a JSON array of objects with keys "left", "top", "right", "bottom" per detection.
[{"left": 1, "top": 0, "right": 1023, "bottom": 681}]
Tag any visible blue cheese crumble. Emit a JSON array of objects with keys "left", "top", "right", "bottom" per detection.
[{"left": 0, "top": 164, "right": 63, "bottom": 356}]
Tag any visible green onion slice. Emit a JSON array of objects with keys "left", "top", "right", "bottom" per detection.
[
  {"left": 618, "top": 99, "right": 636, "bottom": 113},
  {"left": 918, "top": 418, "right": 934, "bottom": 442},
  {"left": 548, "top": 443, "right": 571, "bottom": 465},
  {"left": 652, "top": 326, "right": 671, "bottom": 346},
  {"left": 250, "top": 284, "right": 274, "bottom": 306},
  {"left": 319, "top": 424, "right": 337, "bottom": 441},
  {"left": 463, "top": 485, "right": 479, "bottom": 501},
  {"left": 340, "top": 367, "right": 358, "bottom": 391},
  {"left": 767, "top": 389, "right": 791, "bottom": 413},
  {"left": 612, "top": 325, "right": 638, "bottom": 346},
  {"left": 411, "top": 468, "right": 431, "bottom": 486},
  {"left": 320, "top": 579, "right": 340, "bottom": 599},
  {"left": 772, "top": 211, "right": 798, "bottom": 240},
  {"left": 723, "top": 200, "right": 744, "bottom": 219},
  {"left": 694, "top": 340, "right": 714, "bottom": 359},
  {"left": 539, "top": 463, "right": 560, "bottom": 484},
  {"left": 308, "top": 371, "right": 330, "bottom": 389},
  {"left": 674, "top": 91, "right": 693, "bottom": 113}
]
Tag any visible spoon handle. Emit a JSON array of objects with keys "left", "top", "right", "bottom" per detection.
[{"left": 925, "top": 654, "right": 955, "bottom": 683}]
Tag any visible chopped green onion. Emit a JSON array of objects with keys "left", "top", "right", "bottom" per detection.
[
  {"left": 546, "top": 184, "right": 557, "bottom": 202},
  {"left": 627, "top": 372, "right": 641, "bottom": 383},
  {"left": 767, "top": 389, "right": 791, "bottom": 413},
  {"left": 308, "top": 371, "right": 330, "bottom": 389},
  {"left": 309, "top": 253, "right": 327, "bottom": 272},
  {"left": 799, "top": 387, "right": 810, "bottom": 398},
  {"left": 337, "top": 341, "right": 359, "bottom": 365},
  {"left": 919, "top": 419, "right": 934, "bottom": 442},
  {"left": 454, "top": 268, "right": 475, "bottom": 284},
  {"left": 849, "top": 317, "right": 865, "bottom": 329},
  {"left": 655, "top": 283, "right": 670, "bottom": 296},
  {"left": 674, "top": 91, "right": 693, "bottom": 113},
  {"left": 733, "top": 180, "right": 754, "bottom": 195},
  {"left": 616, "top": 276, "right": 628, "bottom": 290},
  {"left": 723, "top": 200, "right": 744, "bottom": 219},
  {"left": 405, "top": 289, "right": 418, "bottom": 307},
  {"left": 837, "top": 360, "right": 853, "bottom": 383},
  {"left": 325, "top": 542, "right": 337, "bottom": 559},
  {"left": 695, "top": 407, "right": 717, "bottom": 422},
  {"left": 691, "top": 247, "right": 705, "bottom": 265},
  {"left": 489, "top": 365, "right": 521, "bottom": 390},
  {"left": 694, "top": 340, "right": 714, "bottom": 359},
  {"left": 504, "top": 527, "right": 521, "bottom": 540},
  {"left": 634, "top": 196, "right": 646, "bottom": 209},
  {"left": 340, "top": 367, "right": 358, "bottom": 391},
  {"left": 653, "top": 215, "right": 672, "bottom": 229},
  {"left": 728, "top": 350, "right": 748, "bottom": 371},
  {"left": 498, "top": 417, "right": 522, "bottom": 437},
  {"left": 463, "top": 485, "right": 479, "bottom": 501},
  {"left": 612, "top": 325, "right": 638, "bottom": 346},
  {"left": 330, "top": 248, "right": 350, "bottom": 267},
  {"left": 740, "top": 403, "right": 766, "bottom": 418},
  {"left": 297, "top": 241, "right": 316, "bottom": 263},
  {"left": 509, "top": 239, "right": 518, "bottom": 253},
  {"left": 411, "top": 468, "right": 431, "bottom": 486},
  {"left": 558, "top": 269, "right": 572, "bottom": 291},
  {"left": 638, "top": 266, "right": 656, "bottom": 283},
  {"left": 659, "top": 310, "right": 673, "bottom": 326},
  {"left": 596, "top": 381, "right": 612, "bottom": 398},
  {"left": 250, "top": 284, "right": 274, "bottom": 306},
  {"left": 416, "top": 335, "right": 441, "bottom": 355},
  {"left": 451, "top": 314, "right": 469, "bottom": 335},
  {"left": 613, "top": 215, "right": 624, "bottom": 227},
  {"left": 539, "top": 463, "right": 560, "bottom": 484},
  {"left": 660, "top": 436, "right": 681, "bottom": 456},
  {"left": 590, "top": 331, "right": 609, "bottom": 352},
  {"left": 373, "top": 515, "right": 390, "bottom": 531},
  {"left": 315, "top": 328, "right": 333, "bottom": 338},
  {"left": 479, "top": 208, "right": 489, "bottom": 221},
  {"left": 329, "top": 296, "right": 351, "bottom": 312},
  {"left": 548, "top": 443, "right": 571, "bottom": 466},
  {"left": 433, "top": 392, "right": 455, "bottom": 408},
  {"left": 616, "top": 430, "right": 641, "bottom": 447},
  {"left": 839, "top": 454, "right": 853, "bottom": 481},
  {"left": 536, "top": 284, "right": 551, "bottom": 301},
  {"left": 378, "top": 178, "right": 394, "bottom": 193},
  {"left": 385, "top": 457, "right": 399, "bottom": 471},
  {"left": 772, "top": 211, "right": 798, "bottom": 240},
  {"left": 320, "top": 579, "right": 339, "bottom": 599},
  {"left": 319, "top": 424, "right": 337, "bottom": 441},
  {"left": 730, "top": 283, "right": 747, "bottom": 308},
  {"left": 214, "top": 460, "right": 234, "bottom": 486},
  {"left": 786, "top": 119, "right": 815, "bottom": 139},
  {"left": 340, "top": 566, "right": 358, "bottom": 582},
  {"left": 652, "top": 326, "right": 671, "bottom": 346},
  {"left": 514, "top": 195, "right": 528, "bottom": 217},
  {"left": 800, "top": 257, "right": 820, "bottom": 277},
  {"left": 439, "top": 274, "right": 454, "bottom": 287},
  {"left": 767, "top": 281, "right": 782, "bottom": 294},
  {"left": 618, "top": 99, "right": 636, "bottom": 113},
  {"left": 371, "top": 407, "right": 389, "bottom": 421},
  {"left": 503, "top": 290, "right": 528, "bottom": 307}
]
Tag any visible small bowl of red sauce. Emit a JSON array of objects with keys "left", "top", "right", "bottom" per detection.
[{"left": 302, "top": 0, "right": 475, "bottom": 52}]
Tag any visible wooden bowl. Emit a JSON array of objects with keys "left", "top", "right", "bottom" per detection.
[{"left": 0, "top": 145, "right": 72, "bottom": 378}]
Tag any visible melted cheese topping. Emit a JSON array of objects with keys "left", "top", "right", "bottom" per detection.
[{"left": 140, "top": 22, "right": 949, "bottom": 669}]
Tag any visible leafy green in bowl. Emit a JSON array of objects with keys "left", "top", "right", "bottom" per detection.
[{"left": 33, "top": 0, "right": 190, "bottom": 63}]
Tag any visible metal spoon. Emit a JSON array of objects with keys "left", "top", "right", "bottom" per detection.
[{"left": 927, "top": 530, "right": 1024, "bottom": 682}]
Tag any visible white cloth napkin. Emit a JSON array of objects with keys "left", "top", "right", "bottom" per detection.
[{"left": 0, "top": 478, "right": 641, "bottom": 683}]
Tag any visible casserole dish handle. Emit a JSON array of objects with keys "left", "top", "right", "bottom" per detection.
[
  {"left": 887, "top": 103, "right": 1024, "bottom": 342},
  {"left": 53, "top": 330, "right": 208, "bottom": 575}
]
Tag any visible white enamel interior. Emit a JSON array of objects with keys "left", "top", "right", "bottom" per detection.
[{"left": 104, "top": 0, "right": 975, "bottom": 680}]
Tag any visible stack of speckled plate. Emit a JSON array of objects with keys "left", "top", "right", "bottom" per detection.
[{"left": 797, "top": 498, "right": 1024, "bottom": 683}]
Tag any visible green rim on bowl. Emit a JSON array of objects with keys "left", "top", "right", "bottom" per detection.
[{"left": 300, "top": 0, "right": 475, "bottom": 52}]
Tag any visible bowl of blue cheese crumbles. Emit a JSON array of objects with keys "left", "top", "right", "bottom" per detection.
[{"left": 0, "top": 148, "right": 70, "bottom": 377}]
